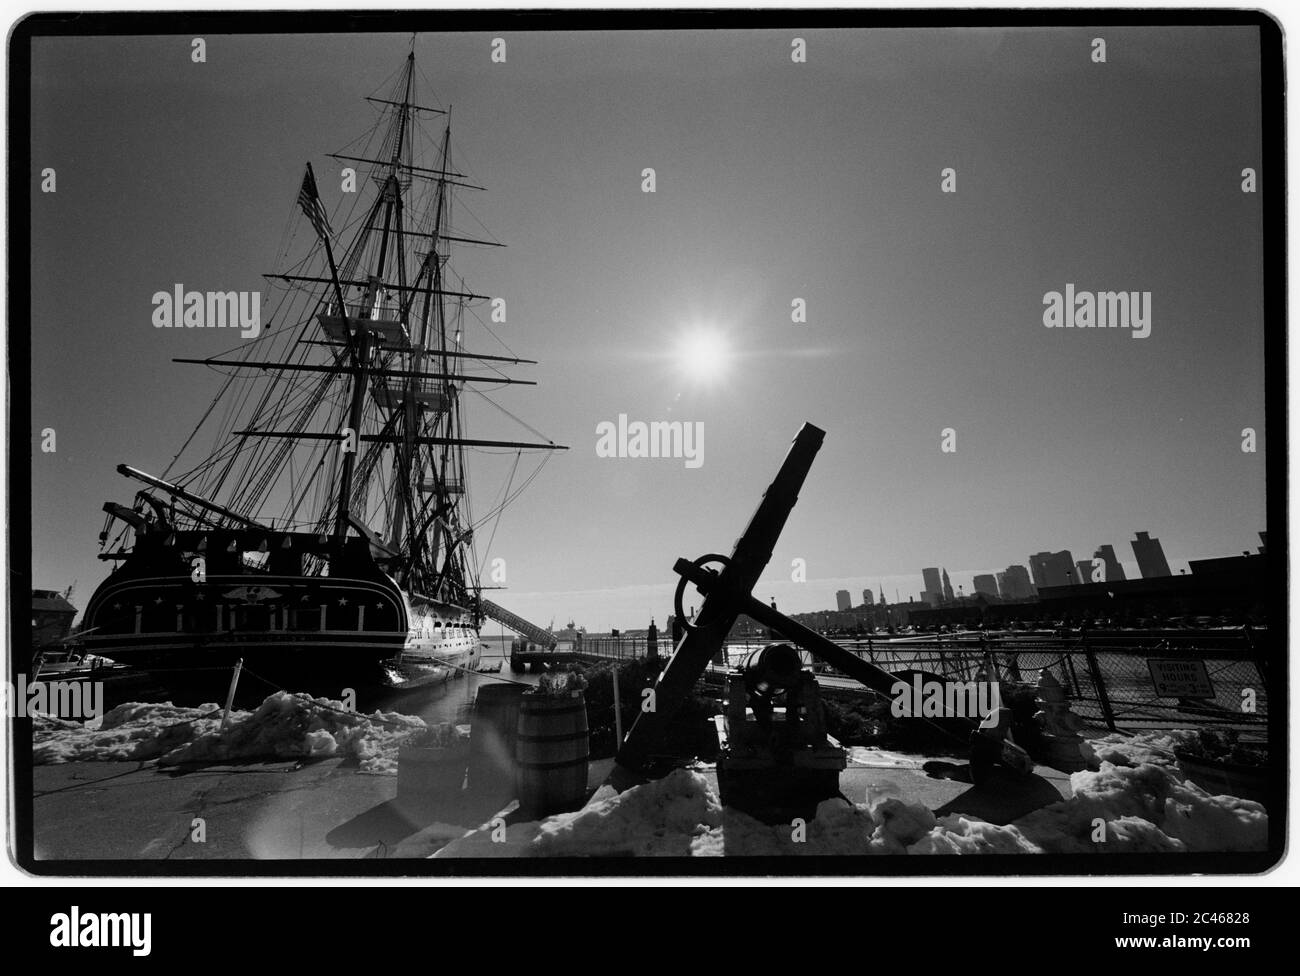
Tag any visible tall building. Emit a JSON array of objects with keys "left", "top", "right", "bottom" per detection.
[
  {"left": 1030, "top": 550, "right": 1079, "bottom": 589},
  {"left": 1075, "top": 559, "right": 1095, "bottom": 584},
  {"left": 862, "top": 588, "right": 873, "bottom": 607},
  {"left": 878, "top": 588, "right": 887, "bottom": 607},
  {"left": 835, "top": 589, "right": 852, "bottom": 611},
  {"left": 1027, "top": 553, "right": 1047, "bottom": 588},
  {"left": 1093, "top": 545, "right": 1126, "bottom": 582},
  {"left": 1131, "top": 531, "right": 1171, "bottom": 578},
  {"left": 941, "top": 568, "right": 955, "bottom": 604},
  {"left": 972, "top": 574, "right": 1000, "bottom": 599},
  {"left": 922, "top": 568, "right": 942, "bottom": 604},
  {"left": 999, "top": 564, "right": 1035, "bottom": 600}
]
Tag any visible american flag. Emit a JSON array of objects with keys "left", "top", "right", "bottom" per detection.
[{"left": 297, "top": 163, "right": 332, "bottom": 241}]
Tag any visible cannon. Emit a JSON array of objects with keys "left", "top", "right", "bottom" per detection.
[{"left": 714, "top": 643, "right": 847, "bottom": 822}]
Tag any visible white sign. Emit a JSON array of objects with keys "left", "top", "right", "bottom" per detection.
[{"left": 1148, "top": 658, "right": 1214, "bottom": 698}]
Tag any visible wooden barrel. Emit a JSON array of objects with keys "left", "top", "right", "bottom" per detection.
[
  {"left": 471, "top": 683, "right": 528, "bottom": 781},
  {"left": 515, "top": 691, "right": 590, "bottom": 816}
]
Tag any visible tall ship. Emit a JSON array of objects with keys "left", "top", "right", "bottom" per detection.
[{"left": 82, "top": 51, "right": 564, "bottom": 702}]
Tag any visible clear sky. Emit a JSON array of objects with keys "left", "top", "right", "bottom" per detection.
[{"left": 29, "top": 27, "right": 1266, "bottom": 630}]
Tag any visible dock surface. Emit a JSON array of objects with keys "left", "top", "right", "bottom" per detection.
[{"left": 32, "top": 754, "right": 1072, "bottom": 860}]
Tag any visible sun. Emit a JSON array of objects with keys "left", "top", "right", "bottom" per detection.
[{"left": 676, "top": 328, "right": 731, "bottom": 383}]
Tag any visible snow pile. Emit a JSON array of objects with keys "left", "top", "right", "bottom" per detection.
[
  {"left": 695, "top": 796, "right": 953, "bottom": 856},
  {"left": 161, "top": 692, "right": 427, "bottom": 772},
  {"left": 33, "top": 701, "right": 231, "bottom": 764},
  {"left": 1083, "top": 729, "right": 1197, "bottom": 769},
  {"left": 907, "top": 814, "right": 1041, "bottom": 855},
  {"left": 536, "top": 768, "right": 723, "bottom": 857},
  {"left": 434, "top": 770, "right": 725, "bottom": 858},
  {"left": 436, "top": 773, "right": 1026, "bottom": 857},
  {"left": 33, "top": 692, "right": 428, "bottom": 774},
  {"left": 822, "top": 761, "right": 1265, "bottom": 855},
  {"left": 1012, "top": 762, "right": 1267, "bottom": 853},
  {"left": 437, "top": 757, "right": 1266, "bottom": 857}
]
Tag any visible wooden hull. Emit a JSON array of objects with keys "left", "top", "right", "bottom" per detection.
[{"left": 83, "top": 535, "right": 481, "bottom": 705}]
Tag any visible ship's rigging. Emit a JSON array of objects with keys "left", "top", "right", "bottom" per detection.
[{"left": 98, "top": 51, "right": 566, "bottom": 612}]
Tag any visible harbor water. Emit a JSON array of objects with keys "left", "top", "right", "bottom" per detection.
[{"left": 396, "top": 634, "right": 542, "bottom": 728}]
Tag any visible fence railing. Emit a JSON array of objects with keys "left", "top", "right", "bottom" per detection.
[
  {"left": 573, "top": 636, "right": 665, "bottom": 661},
  {"left": 572, "top": 629, "right": 1270, "bottom": 736}
]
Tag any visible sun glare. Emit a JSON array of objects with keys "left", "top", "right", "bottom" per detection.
[{"left": 676, "top": 329, "right": 731, "bottom": 383}]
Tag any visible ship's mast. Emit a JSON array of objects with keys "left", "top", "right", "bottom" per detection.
[
  {"left": 391, "top": 82, "right": 446, "bottom": 561},
  {"left": 335, "top": 54, "right": 413, "bottom": 542},
  {"left": 147, "top": 49, "right": 568, "bottom": 588}
]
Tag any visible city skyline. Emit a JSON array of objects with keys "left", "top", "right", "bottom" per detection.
[
  {"left": 805, "top": 525, "right": 1260, "bottom": 616},
  {"left": 477, "top": 522, "right": 1262, "bottom": 630}
]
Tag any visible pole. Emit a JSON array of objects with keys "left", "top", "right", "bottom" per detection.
[
  {"left": 1081, "top": 632, "right": 1117, "bottom": 732},
  {"left": 612, "top": 663, "right": 623, "bottom": 746},
  {"left": 221, "top": 658, "right": 244, "bottom": 730},
  {"left": 334, "top": 327, "right": 372, "bottom": 539},
  {"left": 308, "top": 163, "right": 353, "bottom": 333}
]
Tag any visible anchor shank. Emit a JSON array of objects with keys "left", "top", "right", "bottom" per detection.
[{"left": 615, "top": 422, "right": 826, "bottom": 771}]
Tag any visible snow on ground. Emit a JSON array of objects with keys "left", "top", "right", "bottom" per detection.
[
  {"left": 536, "top": 769, "right": 721, "bottom": 856},
  {"left": 33, "top": 701, "right": 231, "bottom": 764},
  {"left": 435, "top": 749, "right": 1267, "bottom": 857},
  {"left": 32, "top": 692, "right": 428, "bottom": 773},
  {"left": 1082, "top": 729, "right": 1198, "bottom": 769},
  {"left": 1012, "top": 762, "right": 1267, "bottom": 853},
  {"left": 845, "top": 746, "right": 949, "bottom": 769},
  {"left": 37, "top": 705, "right": 1267, "bottom": 857}
]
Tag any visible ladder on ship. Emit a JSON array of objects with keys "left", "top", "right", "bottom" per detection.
[{"left": 480, "top": 599, "right": 558, "bottom": 650}]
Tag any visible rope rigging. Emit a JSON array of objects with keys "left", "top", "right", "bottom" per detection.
[{"left": 103, "top": 49, "right": 565, "bottom": 616}]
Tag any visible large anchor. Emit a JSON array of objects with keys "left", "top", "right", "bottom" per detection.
[{"left": 617, "top": 422, "right": 1033, "bottom": 782}]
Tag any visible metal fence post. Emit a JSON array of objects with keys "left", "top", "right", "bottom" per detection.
[
  {"left": 1062, "top": 653, "right": 1082, "bottom": 697},
  {"left": 1081, "top": 634, "right": 1117, "bottom": 732},
  {"left": 1006, "top": 647, "right": 1022, "bottom": 682}
]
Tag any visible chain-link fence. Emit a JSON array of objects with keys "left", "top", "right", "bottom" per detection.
[{"left": 579, "top": 629, "right": 1270, "bottom": 740}]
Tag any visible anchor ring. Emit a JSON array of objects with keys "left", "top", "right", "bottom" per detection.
[{"left": 673, "top": 553, "right": 732, "bottom": 633}]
